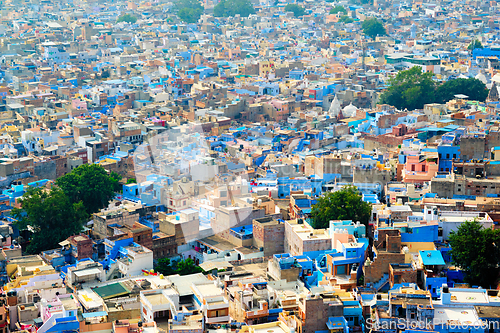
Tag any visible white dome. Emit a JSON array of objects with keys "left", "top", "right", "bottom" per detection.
[
  {"left": 329, "top": 95, "right": 341, "bottom": 117},
  {"left": 343, "top": 103, "right": 358, "bottom": 118},
  {"left": 475, "top": 72, "right": 487, "bottom": 84}
]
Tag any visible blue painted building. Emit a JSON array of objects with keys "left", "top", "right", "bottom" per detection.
[{"left": 437, "top": 145, "right": 460, "bottom": 173}]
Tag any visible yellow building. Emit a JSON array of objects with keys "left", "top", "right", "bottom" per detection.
[{"left": 4, "top": 255, "right": 56, "bottom": 292}]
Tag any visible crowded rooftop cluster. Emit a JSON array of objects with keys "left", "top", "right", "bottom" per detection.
[{"left": 2, "top": 0, "right": 500, "bottom": 332}]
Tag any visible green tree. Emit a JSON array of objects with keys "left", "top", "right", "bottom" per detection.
[
  {"left": 110, "top": 171, "right": 122, "bottom": 192},
  {"left": 127, "top": 178, "right": 137, "bottom": 184},
  {"left": 284, "top": 3, "right": 306, "bottom": 17},
  {"left": 116, "top": 13, "right": 138, "bottom": 23},
  {"left": 174, "top": 0, "right": 204, "bottom": 23},
  {"left": 176, "top": 258, "right": 204, "bottom": 275},
  {"left": 12, "top": 187, "right": 87, "bottom": 254},
  {"left": 330, "top": 5, "right": 347, "bottom": 14},
  {"left": 449, "top": 220, "right": 500, "bottom": 288},
  {"left": 154, "top": 258, "right": 176, "bottom": 276},
  {"left": 214, "top": 0, "right": 255, "bottom": 17},
  {"left": 338, "top": 15, "right": 353, "bottom": 23},
  {"left": 435, "top": 78, "right": 488, "bottom": 103},
  {"left": 56, "top": 164, "right": 118, "bottom": 217},
  {"left": 311, "top": 185, "right": 372, "bottom": 229},
  {"left": 379, "top": 66, "right": 436, "bottom": 110},
  {"left": 362, "top": 17, "right": 386, "bottom": 39},
  {"left": 468, "top": 39, "right": 483, "bottom": 51}
]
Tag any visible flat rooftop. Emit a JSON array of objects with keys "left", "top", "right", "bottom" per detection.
[
  {"left": 93, "top": 282, "right": 130, "bottom": 300},
  {"left": 434, "top": 307, "right": 479, "bottom": 326},
  {"left": 475, "top": 306, "right": 500, "bottom": 318},
  {"left": 167, "top": 273, "right": 208, "bottom": 296},
  {"left": 145, "top": 293, "right": 169, "bottom": 306},
  {"left": 195, "top": 283, "right": 223, "bottom": 297},
  {"left": 449, "top": 289, "right": 489, "bottom": 304}
]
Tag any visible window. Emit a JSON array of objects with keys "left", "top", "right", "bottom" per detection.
[
  {"left": 446, "top": 154, "right": 450, "bottom": 159},
  {"left": 411, "top": 165, "right": 415, "bottom": 171},
  {"left": 453, "top": 154, "right": 457, "bottom": 159}
]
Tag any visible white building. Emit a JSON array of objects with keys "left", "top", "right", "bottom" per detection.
[
  {"left": 140, "top": 288, "right": 179, "bottom": 323},
  {"left": 191, "top": 282, "right": 230, "bottom": 324},
  {"left": 117, "top": 243, "right": 154, "bottom": 277},
  {"left": 66, "top": 261, "right": 106, "bottom": 288}
]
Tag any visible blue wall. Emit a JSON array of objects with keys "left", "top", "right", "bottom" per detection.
[{"left": 438, "top": 145, "right": 460, "bottom": 172}]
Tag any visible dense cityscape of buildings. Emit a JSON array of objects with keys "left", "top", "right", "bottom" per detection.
[{"left": 1, "top": 0, "right": 500, "bottom": 332}]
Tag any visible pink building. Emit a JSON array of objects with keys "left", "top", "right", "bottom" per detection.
[
  {"left": 72, "top": 99, "right": 88, "bottom": 111},
  {"left": 270, "top": 100, "right": 291, "bottom": 122},
  {"left": 402, "top": 155, "right": 438, "bottom": 183}
]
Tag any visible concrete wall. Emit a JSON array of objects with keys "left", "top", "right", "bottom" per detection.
[
  {"left": 253, "top": 220, "right": 285, "bottom": 257},
  {"left": 460, "top": 136, "right": 486, "bottom": 160}
]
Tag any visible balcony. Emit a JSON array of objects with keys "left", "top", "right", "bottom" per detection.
[{"left": 205, "top": 315, "right": 230, "bottom": 324}]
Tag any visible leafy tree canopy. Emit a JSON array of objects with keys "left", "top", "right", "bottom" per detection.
[
  {"left": 154, "top": 258, "right": 177, "bottom": 276},
  {"left": 338, "top": 15, "right": 353, "bottom": 23},
  {"left": 56, "top": 164, "right": 118, "bottom": 217},
  {"left": 285, "top": 3, "right": 306, "bottom": 17},
  {"left": 330, "top": 5, "right": 347, "bottom": 14},
  {"left": 12, "top": 187, "right": 87, "bottom": 254},
  {"left": 174, "top": 0, "right": 204, "bottom": 23},
  {"left": 362, "top": 17, "right": 386, "bottom": 39},
  {"left": 154, "top": 258, "right": 204, "bottom": 276},
  {"left": 435, "top": 78, "right": 488, "bottom": 104},
  {"left": 127, "top": 178, "right": 137, "bottom": 184},
  {"left": 468, "top": 39, "right": 483, "bottom": 51},
  {"left": 110, "top": 171, "right": 122, "bottom": 192},
  {"left": 449, "top": 220, "right": 500, "bottom": 288},
  {"left": 311, "top": 185, "right": 371, "bottom": 229},
  {"left": 379, "top": 66, "right": 436, "bottom": 110},
  {"left": 116, "top": 14, "right": 137, "bottom": 23},
  {"left": 214, "top": 0, "right": 255, "bottom": 17},
  {"left": 380, "top": 67, "right": 489, "bottom": 110},
  {"left": 176, "top": 258, "right": 204, "bottom": 275}
]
